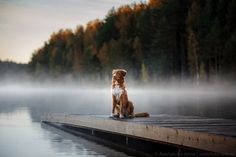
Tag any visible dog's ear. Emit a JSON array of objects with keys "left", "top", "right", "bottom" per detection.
[
  {"left": 120, "top": 69, "right": 127, "bottom": 77},
  {"left": 112, "top": 69, "right": 118, "bottom": 75}
]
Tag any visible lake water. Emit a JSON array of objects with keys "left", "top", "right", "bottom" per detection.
[
  {"left": 0, "top": 84, "right": 236, "bottom": 156},
  {"left": 0, "top": 107, "right": 133, "bottom": 157}
]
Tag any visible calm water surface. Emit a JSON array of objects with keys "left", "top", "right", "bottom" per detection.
[
  {"left": 0, "top": 85, "right": 236, "bottom": 157},
  {"left": 0, "top": 107, "right": 132, "bottom": 157}
]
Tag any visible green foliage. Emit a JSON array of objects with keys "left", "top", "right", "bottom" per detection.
[
  {"left": 28, "top": 0, "right": 236, "bottom": 82},
  {"left": 187, "top": 28, "right": 199, "bottom": 80},
  {"left": 186, "top": 0, "right": 236, "bottom": 81}
]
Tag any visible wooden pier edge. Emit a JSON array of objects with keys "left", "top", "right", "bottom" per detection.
[{"left": 41, "top": 114, "right": 236, "bottom": 156}]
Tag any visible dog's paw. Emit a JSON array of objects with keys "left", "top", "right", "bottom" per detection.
[
  {"left": 120, "top": 115, "right": 125, "bottom": 119},
  {"left": 128, "top": 115, "right": 134, "bottom": 118},
  {"left": 110, "top": 114, "right": 119, "bottom": 118}
]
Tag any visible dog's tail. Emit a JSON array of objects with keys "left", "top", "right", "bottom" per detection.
[{"left": 134, "top": 112, "right": 150, "bottom": 117}]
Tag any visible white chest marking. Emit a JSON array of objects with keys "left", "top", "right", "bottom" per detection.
[{"left": 112, "top": 85, "right": 124, "bottom": 102}]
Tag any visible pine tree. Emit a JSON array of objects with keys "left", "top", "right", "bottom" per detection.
[{"left": 187, "top": 29, "right": 199, "bottom": 84}]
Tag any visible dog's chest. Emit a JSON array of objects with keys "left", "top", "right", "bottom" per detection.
[{"left": 112, "top": 85, "right": 124, "bottom": 102}]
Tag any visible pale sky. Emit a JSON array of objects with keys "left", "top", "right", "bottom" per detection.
[{"left": 0, "top": 0, "right": 142, "bottom": 63}]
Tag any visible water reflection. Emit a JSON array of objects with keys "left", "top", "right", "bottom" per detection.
[
  {"left": 41, "top": 123, "right": 131, "bottom": 157},
  {"left": 0, "top": 107, "right": 132, "bottom": 157},
  {"left": 1, "top": 85, "right": 236, "bottom": 156}
]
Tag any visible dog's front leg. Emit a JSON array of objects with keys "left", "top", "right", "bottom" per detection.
[
  {"left": 119, "top": 95, "right": 124, "bottom": 118},
  {"left": 112, "top": 95, "right": 117, "bottom": 116}
]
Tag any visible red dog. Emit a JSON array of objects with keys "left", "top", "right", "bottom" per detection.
[{"left": 111, "top": 69, "right": 149, "bottom": 118}]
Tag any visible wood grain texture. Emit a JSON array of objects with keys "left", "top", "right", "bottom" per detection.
[{"left": 41, "top": 114, "right": 236, "bottom": 156}]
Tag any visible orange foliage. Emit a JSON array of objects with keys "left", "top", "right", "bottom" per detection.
[{"left": 148, "top": 0, "right": 162, "bottom": 8}]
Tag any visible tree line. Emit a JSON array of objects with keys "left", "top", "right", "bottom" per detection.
[
  {"left": 29, "top": 0, "right": 236, "bottom": 83},
  {"left": 0, "top": 60, "right": 28, "bottom": 81}
]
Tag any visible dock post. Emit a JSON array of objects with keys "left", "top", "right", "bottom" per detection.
[{"left": 126, "top": 136, "right": 129, "bottom": 145}]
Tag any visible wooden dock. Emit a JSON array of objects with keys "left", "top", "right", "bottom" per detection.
[{"left": 41, "top": 114, "right": 236, "bottom": 156}]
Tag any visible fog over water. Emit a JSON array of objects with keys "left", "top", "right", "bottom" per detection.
[
  {"left": 1, "top": 80, "right": 236, "bottom": 120},
  {"left": 0, "top": 80, "right": 236, "bottom": 157},
  {"left": 0, "top": 81, "right": 138, "bottom": 157}
]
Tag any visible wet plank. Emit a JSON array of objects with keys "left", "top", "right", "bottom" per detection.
[
  {"left": 41, "top": 114, "right": 236, "bottom": 156},
  {"left": 107, "top": 115, "right": 236, "bottom": 137}
]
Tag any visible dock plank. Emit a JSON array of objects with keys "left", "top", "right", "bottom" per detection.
[{"left": 41, "top": 114, "right": 236, "bottom": 156}]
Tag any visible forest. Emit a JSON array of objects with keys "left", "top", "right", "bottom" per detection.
[
  {"left": 0, "top": 60, "right": 28, "bottom": 81},
  {"left": 28, "top": 0, "right": 236, "bottom": 83}
]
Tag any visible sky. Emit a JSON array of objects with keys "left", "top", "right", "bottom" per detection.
[{"left": 0, "top": 0, "right": 143, "bottom": 63}]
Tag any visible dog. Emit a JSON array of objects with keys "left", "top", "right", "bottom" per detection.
[{"left": 111, "top": 69, "right": 149, "bottom": 118}]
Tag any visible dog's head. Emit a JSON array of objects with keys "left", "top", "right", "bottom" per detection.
[{"left": 112, "top": 69, "right": 127, "bottom": 84}]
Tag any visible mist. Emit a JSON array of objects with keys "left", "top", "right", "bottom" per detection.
[{"left": 1, "top": 77, "right": 236, "bottom": 122}]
